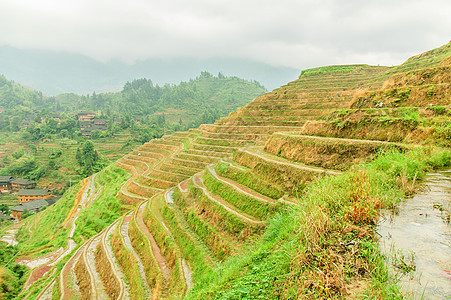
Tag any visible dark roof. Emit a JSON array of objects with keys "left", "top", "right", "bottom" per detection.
[
  {"left": 11, "top": 178, "right": 36, "bottom": 185},
  {"left": 17, "top": 189, "right": 51, "bottom": 196},
  {"left": 46, "top": 196, "right": 61, "bottom": 206},
  {"left": 11, "top": 199, "right": 49, "bottom": 212},
  {"left": 0, "top": 176, "right": 14, "bottom": 183}
]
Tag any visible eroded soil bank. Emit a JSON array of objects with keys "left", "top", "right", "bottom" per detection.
[{"left": 378, "top": 169, "right": 451, "bottom": 299}]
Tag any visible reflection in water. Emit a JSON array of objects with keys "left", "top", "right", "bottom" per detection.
[{"left": 378, "top": 169, "right": 451, "bottom": 299}]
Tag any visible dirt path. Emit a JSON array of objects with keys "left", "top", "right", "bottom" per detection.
[
  {"left": 85, "top": 235, "right": 108, "bottom": 298},
  {"left": 21, "top": 174, "right": 101, "bottom": 293},
  {"left": 181, "top": 259, "right": 193, "bottom": 290},
  {"left": 192, "top": 174, "right": 262, "bottom": 225},
  {"left": 35, "top": 277, "right": 56, "bottom": 300},
  {"left": 136, "top": 201, "right": 171, "bottom": 279},
  {"left": 60, "top": 242, "right": 87, "bottom": 300},
  {"left": 120, "top": 213, "right": 152, "bottom": 298},
  {"left": 22, "top": 240, "right": 77, "bottom": 292},
  {"left": 178, "top": 178, "right": 190, "bottom": 193},
  {"left": 102, "top": 221, "right": 129, "bottom": 299},
  {"left": 69, "top": 174, "right": 98, "bottom": 238},
  {"left": 0, "top": 228, "right": 19, "bottom": 246},
  {"left": 165, "top": 189, "right": 175, "bottom": 204}
]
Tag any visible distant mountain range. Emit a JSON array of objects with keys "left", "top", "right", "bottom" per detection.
[{"left": 0, "top": 46, "right": 300, "bottom": 96}]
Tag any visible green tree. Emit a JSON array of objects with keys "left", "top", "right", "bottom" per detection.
[
  {"left": 0, "top": 204, "right": 10, "bottom": 215},
  {"left": 21, "top": 209, "right": 32, "bottom": 219},
  {"left": 76, "top": 141, "right": 105, "bottom": 177}
]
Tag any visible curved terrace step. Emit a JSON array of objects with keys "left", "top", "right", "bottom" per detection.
[
  {"left": 233, "top": 147, "right": 340, "bottom": 194},
  {"left": 136, "top": 201, "right": 172, "bottom": 280},
  {"left": 206, "top": 165, "right": 276, "bottom": 204},
  {"left": 118, "top": 213, "right": 152, "bottom": 299},
  {"left": 199, "top": 124, "right": 301, "bottom": 134},
  {"left": 101, "top": 220, "right": 129, "bottom": 299},
  {"left": 239, "top": 147, "right": 340, "bottom": 176},
  {"left": 60, "top": 242, "right": 87, "bottom": 299},
  {"left": 192, "top": 173, "right": 263, "bottom": 225},
  {"left": 154, "top": 193, "right": 217, "bottom": 265},
  {"left": 264, "top": 133, "right": 407, "bottom": 171},
  {"left": 83, "top": 234, "right": 107, "bottom": 298}
]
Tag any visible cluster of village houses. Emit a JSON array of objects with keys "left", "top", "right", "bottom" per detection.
[
  {"left": 0, "top": 176, "right": 60, "bottom": 221},
  {"left": 0, "top": 111, "right": 123, "bottom": 222},
  {"left": 19, "top": 110, "right": 122, "bottom": 137}
]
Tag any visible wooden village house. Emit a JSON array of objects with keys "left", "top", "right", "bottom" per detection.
[
  {"left": 0, "top": 176, "right": 14, "bottom": 192},
  {"left": 10, "top": 197, "right": 59, "bottom": 221},
  {"left": 76, "top": 111, "right": 96, "bottom": 121},
  {"left": 16, "top": 189, "right": 52, "bottom": 203},
  {"left": 10, "top": 199, "right": 49, "bottom": 221},
  {"left": 11, "top": 178, "right": 37, "bottom": 192}
]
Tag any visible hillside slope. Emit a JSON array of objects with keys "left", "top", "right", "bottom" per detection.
[{"left": 4, "top": 42, "right": 450, "bottom": 299}]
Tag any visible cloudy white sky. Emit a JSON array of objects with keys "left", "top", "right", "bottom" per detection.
[{"left": 1, "top": 0, "right": 450, "bottom": 69}]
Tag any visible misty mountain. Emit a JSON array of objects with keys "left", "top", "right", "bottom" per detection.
[{"left": 0, "top": 46, "right": 299, "bottom": 96}]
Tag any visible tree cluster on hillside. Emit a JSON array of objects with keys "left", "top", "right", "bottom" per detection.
[
  {"left": 76, "top": 141, "right": 106, "bottom": 177},
  {"left": 0, "top": 244, "right": 27, "bottom": 299},
  {"left": 0, "top": 72, "right": 266, "bottom": 142}
]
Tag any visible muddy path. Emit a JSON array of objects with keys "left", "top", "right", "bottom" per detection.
[{"left": 378, "top": 169, "right": 451, "bottom": 299}]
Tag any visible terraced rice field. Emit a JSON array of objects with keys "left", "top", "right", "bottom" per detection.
[{"left": 20, "top": 43, "right": 450, "bottom": 298}]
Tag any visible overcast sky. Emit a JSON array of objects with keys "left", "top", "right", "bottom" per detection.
[{"left": 1, "top": 0, "right": 450, "bottom": 70}]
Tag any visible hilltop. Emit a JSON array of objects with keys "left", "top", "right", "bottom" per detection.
[{"left": 1, "top": 42, "right": 450, "bottom": 299}]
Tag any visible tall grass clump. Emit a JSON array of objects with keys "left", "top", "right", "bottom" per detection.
[
  {"left": 187, "top": 147, "right": 449, "bottom": 299},
  {"left": 371, "top": 147, "right": 451, "bottom": 194}
]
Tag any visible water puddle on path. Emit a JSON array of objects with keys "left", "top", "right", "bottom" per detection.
[{"left": 378, "top": 169, "right": 451, "bottom": 299}]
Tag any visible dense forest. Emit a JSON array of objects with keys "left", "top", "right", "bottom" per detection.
[{"left": 0, "top": 72, "right": 265, "bottom": 139}]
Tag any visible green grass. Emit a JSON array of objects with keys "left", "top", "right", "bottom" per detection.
[
  {"left": 142, "top": 199, "right": 187, "bottom": 295},
  {"left": 111, "top": 218, "right": 147, "bottom": 300},
  {"left": 215, "top": 162, "right": 284, "bottom": 200},
  {"left": 300, "top": 65, "right": 382, "bottom": 77},
  {"left": 160, "top": 199, "right": 214, "bottom": 276},
  {"left": 182, "top": 183, "right": 264, "bottom": 240},
  {"left": 186, "top": 146, "right": 450, "bottom": 299},
  {"left": 202, "top": 172, "right": 280, "bottom": 220},
  {"left": 73, "top": 165, "right": 129, "bottom": 239},
  {"left": 128, "top": 212, "right": 161, "bottom": 290}
]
